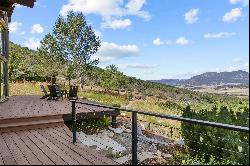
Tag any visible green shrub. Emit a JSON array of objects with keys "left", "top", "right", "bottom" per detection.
[
  {"left": 181, "top": 106, "right": 249, "bottom": 165},
  {"left": 66, "top": 117, "right": 112, "bottom": 134}
]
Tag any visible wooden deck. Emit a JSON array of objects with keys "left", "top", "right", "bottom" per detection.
[
  {"left": 0, "top": 95, "right": 118, "bottom": 120},
  {"left": 0, "top": 124, "right": 116, "bottom": 165},
  {"left": 0, "top": 95, "right": 119, "bottom": 165}
]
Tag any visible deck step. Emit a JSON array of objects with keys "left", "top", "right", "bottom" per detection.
[
  {"left": 0, "top": 116, "right": 65, "bottom": 132},
  {"left": 0, "top": 115, "right": 64, "bottom": 124}
]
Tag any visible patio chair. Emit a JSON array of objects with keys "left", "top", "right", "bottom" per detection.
[
  {"left": 40, "top": 85, "right": 49, "bottom": 99},
  {"left": 47, "top": 84, "right": 62, "bottom": 100},
  {"left": 68, "top": 85, "right": 78, "bottom": 100}
]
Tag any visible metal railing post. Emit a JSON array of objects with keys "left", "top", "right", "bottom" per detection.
[
  {"left": 132, "top": 112, "right": 138, "bottom": 165},
  {"left": 71, "top": 100, "right": 77, "bottom": 144}
]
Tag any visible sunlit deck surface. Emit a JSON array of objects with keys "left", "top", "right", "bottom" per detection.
[
  {"left": 0, "top": 95, "right": 118, "bottom": 120},
  {"left": 0, "top": 95, "right": 119, "bottom": 165}
]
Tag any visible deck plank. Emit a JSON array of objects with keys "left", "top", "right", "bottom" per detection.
[
  {"left": 0, "top": 96, "right": 117, "bottom": 120},
  {"left": 38, "top": 129, "right": 92, "bottom": 165},
  {"left": 0, "top": 155, "right": 3, "bottom": 165},
  {"left": 31, "top": 130, "right": 79, "bottom": 165},
  {"left": 25, "top": 130, "right": 67, "bottom": 165},
  {"left": 17, "top": 131, "right": 55, "bottom": 165},
  {"left": 50, "top": 127, "right": 117, "bottom": 165},
  {"left": 0, "top": 135, "right": 16, "bottom": 165},
  {"left": 2, "top": 133, "right": 29, "bottom": 165},
  {"left": 10, "top": 132, "right": 42, "bottom": 165}
]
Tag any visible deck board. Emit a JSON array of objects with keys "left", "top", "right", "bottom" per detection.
[
  {"left": 0, "top": 155, "right": 3, "bottom": 165},
  {"left": 32, "top": 130, "right": 79, "bottom": 165},
  {"left": 0, "top": 95, "right": 117, "bottom": 120},
  {"left": 0, "top": 135, "right": 17, "bottom": 165},
  {"left": 38, "top": 129, "right": 92, "bottom": 165},
  {"left": 2, "top": 133, "right": 29, "bottom": 165},
  {"left": 25, "top": 130, "right": 67, "bottom": 165},
  {"left": 50, "top": 127, "right": 117, "bottom": 165},
  {"left": 17, "top": 131, "right": 55, "bottom": 165},
  {"left": 10, "top": 132, "right": 42, "bottom": 165}
]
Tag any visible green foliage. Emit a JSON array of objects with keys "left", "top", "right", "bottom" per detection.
[
  {"left": 173, "top": 153, "right": 234, "bottom": 165},
  {"left": 158, "top": 100, "right": 184, "bottom": 113},
  {"left": 181, "top": 105, "right": 249, "bottom": 165},
  {"left": 77, "top": 117, "right": 111, "bottom": 134},
  {"left": 39, "top": 11, "right": 101, "bottom": 84},
  {"left": 99, "top": 64, "right": 126, "bottom": 91},
  {"left": 78, "top": 91, "right": 128, "bottom": 106}
]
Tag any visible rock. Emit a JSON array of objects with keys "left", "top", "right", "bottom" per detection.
[
  {"left": 108, "top": 126, "right": 124, "bottom": 134},
  {"left": 156, "top": 150, "right": 162, "bottom": 157},
  {"left": 101, "top": 130, "right": 114, "bottom": 137},
  {"left": 114, "top": 152, "right": 156, "bottom": 164},
  {"left": 124, "top": 129, "right": 132, "bottom": 133},
  {"left": 162, "top": 153, "right": 172, "bottom": 159},
  {"left": 174, "top": 140, "right": 185, "bottom": 146}
]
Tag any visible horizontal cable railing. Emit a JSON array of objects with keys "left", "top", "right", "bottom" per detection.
[{"left": 70, "top": 100, "right": 249, "bottom": 165}]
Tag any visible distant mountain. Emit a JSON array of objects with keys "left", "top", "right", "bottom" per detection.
[
  {"left": 149, "top": 79, "right": 186, "bottom": 86},
  {"left": 149, "top": 70, "right": 249, "bottom": 86}
]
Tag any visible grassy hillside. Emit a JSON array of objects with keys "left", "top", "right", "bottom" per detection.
[{"left": 9, "top": 41, "right": 249, "bottom": 118}]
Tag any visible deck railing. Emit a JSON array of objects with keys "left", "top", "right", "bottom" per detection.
[{"left": 70, "top": 100, "right": 249, "bottom": 165}]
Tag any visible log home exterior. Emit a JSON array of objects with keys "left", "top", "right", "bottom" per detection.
[{"left": 0, "top": 0, "right": 35, "bottom": 99}]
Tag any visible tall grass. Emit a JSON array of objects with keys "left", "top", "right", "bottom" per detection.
[
  {"left": 9, "top": 82, "right": 42, "bottom": 96},
  {"left": 78, "top": 91, "right": 129, "bottom": 106}
]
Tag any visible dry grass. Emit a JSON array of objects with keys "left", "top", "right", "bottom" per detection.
[
  {"left": 9, "top": 82, "right": 43, "bottom": 96},
  {"left": 193, "top": 86, "right": 249, "bottom": 98}
]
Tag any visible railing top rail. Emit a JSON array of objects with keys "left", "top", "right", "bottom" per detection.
[{"left": 71, "top": 100, "right": 249, "bottom": 133}]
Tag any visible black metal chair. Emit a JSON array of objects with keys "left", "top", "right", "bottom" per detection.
[
  {"left": 40, "top": 85, "right": 49, "bottom": 99},
  {"left": 47, "top": 84, "right": 62, "bottom": 100}
]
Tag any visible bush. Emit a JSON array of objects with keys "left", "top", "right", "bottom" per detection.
[
  {"left": 181, "top": 106, "right": 249, "bottom": 165},
  {"left": 66, "top": 117, "right": 112, "bottom": 134}
]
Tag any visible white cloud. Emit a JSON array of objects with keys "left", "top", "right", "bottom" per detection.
[
  {"left": 60, "top": 0, "right": 150, "bottom": 29},
  {"left": 93, "top": 42, "right": 139, "bottom": 62},
  {"left": 229, "top": 0, "right": 249, "bottom": 6},
  {"left": 175, "top": 37, "right": 190, "bottom": 45},
  {"left": 232, "top": 57, "right": 243, "bottom": 64},
  {"left": 184, "top": 8, "right": 199, "bottom": 24},
  {"left": 60, "top": 0, "right": 150, "bottom": 19},
  {"left": 222, "top": 8, "right": 242, "bottom": 23},
  {"left": 101, "top": 19, "right": 132, "bottom": 29},
  {"left": 119, "top": 63, "right": 158, "bottom": 69},
  {"left": 9, "top": 22, "right": 22, "bottom": 33},
  {"left": 204, "top": 32, "right": 236, "bottom": 39},
  {"left": 24, "top": 38, "right": 41, "bottom": 50},
  {"left": 153, "top": 38, "right": 164, "bottom": 46},
  {"left": 60, "top": 0, "right": 123, "bottom": 18},
  {"left": 153, "top": 38, "right": 172, "bottom": 46},
  {"left": 31, "top": 24, "right": 44, "bottom": 34},
  {"left": 125, "top": 0, "right": 151, "bottom": 20}
]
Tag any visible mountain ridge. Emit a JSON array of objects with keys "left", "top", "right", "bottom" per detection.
[{"left": 149, "top": 70, "right": 249, "bottom": 86}]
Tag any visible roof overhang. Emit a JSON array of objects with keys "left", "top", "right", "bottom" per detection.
[{"left": 0, "top": 0, "right": 36, "bottom": 22}]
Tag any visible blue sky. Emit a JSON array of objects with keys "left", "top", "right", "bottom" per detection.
[{"left": 9, "top": 0, "right": 249, "bottom": 80}]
